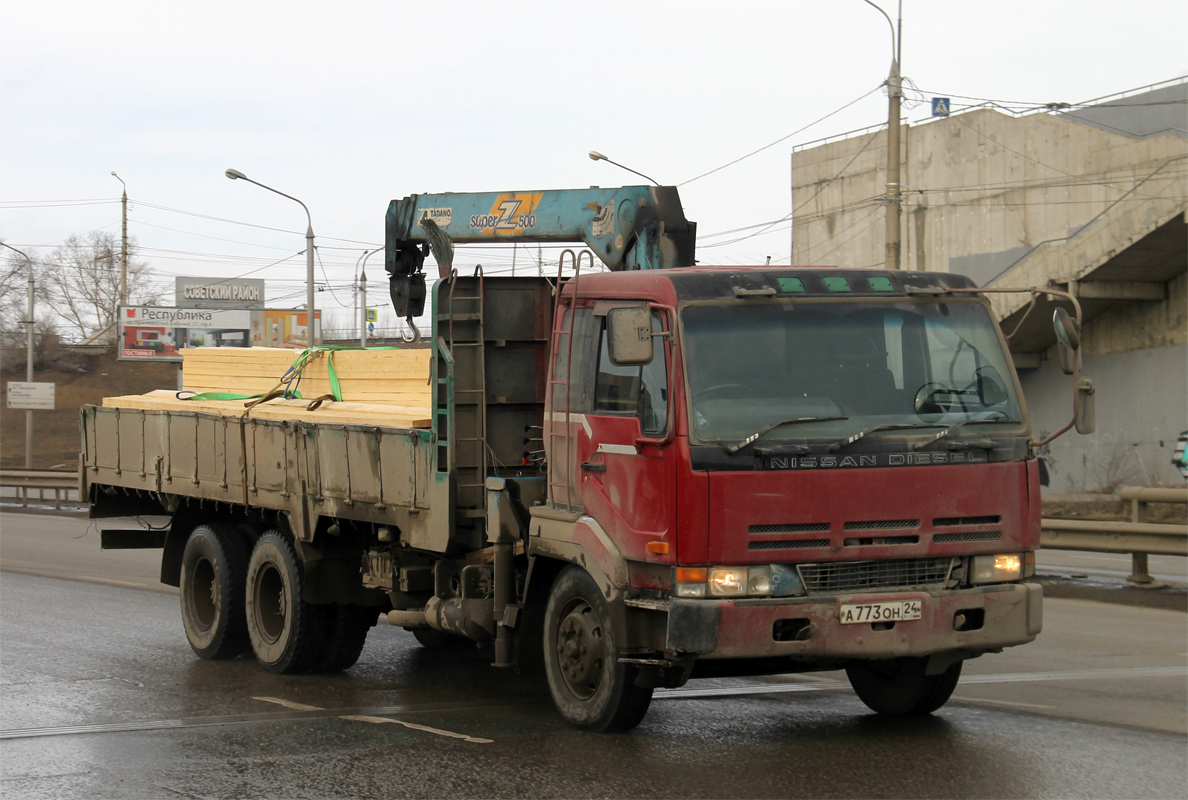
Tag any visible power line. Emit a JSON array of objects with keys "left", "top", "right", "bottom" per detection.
[{"left": 679, "top": 84, "right": 884, "bottom": 186}]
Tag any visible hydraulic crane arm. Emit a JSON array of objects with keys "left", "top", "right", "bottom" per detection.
[{"left": 384, "top": 185, "right": 696, "bottom": 317}]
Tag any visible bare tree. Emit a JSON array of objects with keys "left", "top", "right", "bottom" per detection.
[
  {"left": 0, "top": 242, "right": 57, "bottom": 370},
  {"left": 41, "top": 231, "right": 159, "bottom": 340}
]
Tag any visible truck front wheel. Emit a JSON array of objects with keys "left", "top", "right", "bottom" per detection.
[
  {"left": 179, "top": 523, "right": 249, "bottom": 660},
  {"left": 245, "top": 531, "right": 326, "bottom": 674},
  {"left": 845, "top": 656, "right": 962, "bottom": 716},
  {"left": 543, "top": 566, "right": 653, "bottom": 732}
]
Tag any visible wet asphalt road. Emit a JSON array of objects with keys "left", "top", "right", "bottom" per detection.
[{"left": 2, "top": 511, "right": 1187, "bottom": 799}]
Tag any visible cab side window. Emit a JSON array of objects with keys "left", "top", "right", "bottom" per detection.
[{"left": 593, "top": 312, "right": 668, "bottom": 434}]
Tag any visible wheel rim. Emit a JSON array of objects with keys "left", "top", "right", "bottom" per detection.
[
  {"left": 188, "top": 556, "right": 217, "bottom": 632},
  {"left": 254, "top": 562, "right": 286, "bottom": 644},
  {"left": 555, "top": 600, "right": 606, "bottom": 700}
]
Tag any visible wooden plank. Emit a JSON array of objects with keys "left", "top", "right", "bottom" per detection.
[
  {"left": 103, "top": 390, "right": 431, "bottom": 428},
  {"left": 179, "top": 346, "right": 432, "bottom": 404}
]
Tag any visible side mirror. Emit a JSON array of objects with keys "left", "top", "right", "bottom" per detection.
[
  {"left": 1075, "top": 377, "right": 1096, "bottom": 434},
  {"left": 606, "top": 307, "right": 654, "bottom": 366},
  {"left": 1053, "top": 308, "right": 1080, "bottom": 376}
]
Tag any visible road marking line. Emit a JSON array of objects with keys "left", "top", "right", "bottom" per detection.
[
  {"left": 254, "top": 696, "right": 492, "bottom": 742},
  {"left": 340, "top": 715, "right": 492, "bottom": 744},
  {"left": 960, "top": 666, "right": 1187, "bottom": 684},
  {"left": 953, "top": 696, "right": 1055, "bottom": 710},
  {"left": 253, "top": 696, "right": 324, "bottom": 712}
]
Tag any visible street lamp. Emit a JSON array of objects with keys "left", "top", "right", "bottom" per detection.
[
  {"left": 110, "top": 172, "right": 128, "bottom": 304},
  {"left": 862, "top": 0, "right": 903, "bottom": 270},
  {"left": 225, "top": 169, "right": 317, "bottom": 345},
  {"left": 1, "top": 242, "right": 35, "bottom": 470},
  {"left": 588, "top": 151, "right": 661, "bottom": 186},
  {"left": 356, "top": 246, "right": 382, "bottom": 348}
]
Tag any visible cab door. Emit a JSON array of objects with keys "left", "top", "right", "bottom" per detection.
[{"left": 577, "top": 308, "right": 676, "bottom": 558}]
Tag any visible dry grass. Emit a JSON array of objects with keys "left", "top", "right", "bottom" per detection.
[{"left": 1, "top": 352, "right": 177, "bottom": 469}]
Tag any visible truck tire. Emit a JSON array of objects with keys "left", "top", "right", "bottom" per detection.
[
  {"left": 845, "top": 656, "right": 963, "bottom": 716},
  {"left": 245, "top": 531, "right": 326, "bottom": 674},
  {"left": 315, "top": 605, "right": 376, "bottom": 672},
  {"left": 543, "top": 566, "right": 653, "bottom": 732},
  {"left": 179, "top": 523, "right": 249, "bottom": 660}
]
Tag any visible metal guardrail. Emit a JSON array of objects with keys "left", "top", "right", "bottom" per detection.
[
  {"left": 0, "top": 469, "right": 84, "bottom": 510},
  {"left": 1041, "top": 486, "right": 1188, "bottom": 587}
]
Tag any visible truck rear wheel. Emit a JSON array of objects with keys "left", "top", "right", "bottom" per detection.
[
  {"left": 845, "top": 656, "right": 962, "bottom": 716},
  {"left": 543, "top": 566, "right": 653, "bottom": 732},
  {"left": 179, "top": 523, "right": 249, "bottom": 660},
  {"left": 315, "top": 605, "right": 376, "bottom": 672},
  {"left": 245, "top": 531, "right": 326, "bottom": 674}
]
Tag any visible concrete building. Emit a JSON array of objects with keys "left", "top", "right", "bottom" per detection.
[{"left": 791, "top": 79, "right": 1187, "bottom": 491}]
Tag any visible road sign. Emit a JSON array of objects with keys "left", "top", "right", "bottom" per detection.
[
  {"left": 368, "top": 322, "right": 375, "bottom": 333},
  {"left": 7, "top": 381, "right": 55, "bottom": 410},
  {"left": 366, "top": 308, "right": 378, "bottom": 322},
  {"left": 931, "top": 97, "right": 951, "bottom": 117}
]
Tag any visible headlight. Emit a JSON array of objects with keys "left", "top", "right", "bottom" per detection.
[
  {"left": 970, "top": 553, "right": 1023, "bottom": 584},
  {"left": 676, "top": 566, "right": 775, "bottom": 598},
  {"left": 709, "top": 567, "right": 748, "bottom": 596}
]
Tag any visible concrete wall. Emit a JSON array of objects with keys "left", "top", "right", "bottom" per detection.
[
  {"left": 1022, "top": 344, "right": 1187, "bottom": 491},
  {"left": 791, "top": 88, "right": 1188, "bottom": 491},
  {"left": 791, "top": 107, "right": 1187, "bottom": 293},
  {"left": 1080, "top": 270, "right": 1187, "bottom": 355}
]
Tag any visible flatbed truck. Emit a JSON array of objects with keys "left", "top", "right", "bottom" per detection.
[{"left": 84, "top": 185, "right": 1092, "bottom": 731}]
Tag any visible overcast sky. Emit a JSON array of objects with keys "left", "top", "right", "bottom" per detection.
[{"left": 3, "top": 0, "right": 1185, "bottom": 329}]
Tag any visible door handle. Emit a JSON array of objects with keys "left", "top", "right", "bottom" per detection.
[{"left": 580, "top": 461, "right": 607, "bottom": 472}]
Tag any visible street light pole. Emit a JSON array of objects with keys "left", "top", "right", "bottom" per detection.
[
  {"left": 863, "top": 0, "right": 903, "bottom": 270},
  {"left": 225, "top": 169, "right": 317, "bottom": 346},
  {"left": 2, "top": 242, "right": 35, "bottom": 470},
  {"left": 358, "top": 247, "right": 381, "bottom": 348},
  {"left": 588, "top": 151, "right": 661, "bottom": 186},
  {"left": 111, "top": 172, "right": 128, "bottom": 304}
]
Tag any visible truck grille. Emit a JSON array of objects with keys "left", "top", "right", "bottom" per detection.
[
  {"left": 796, "top": 557, "right": 956, "bottom": 594},
  {"left": 749, "top": 523, "right": 830, "bottom": 534},
  {"left": 843, "top": 519, "right": 919, "bottom": 531},
  {"left": 748, "top": 539, "right": 830, "bottom": 550},
  {"left": 934, "top": 531, "right": 1002, "bottom": 544}
]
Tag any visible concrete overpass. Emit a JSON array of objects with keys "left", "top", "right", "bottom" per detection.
[{"left": 791, "top": 79, "right": 1187, "bottom": 490}]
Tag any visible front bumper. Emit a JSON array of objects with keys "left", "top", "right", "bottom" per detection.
[{"left": 666, "top": 582, "right": 1042, "bottom": 660}]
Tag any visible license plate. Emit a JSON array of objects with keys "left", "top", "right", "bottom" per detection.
[{"left": 839, "top": 600, "right": 922, "bottom": 624}]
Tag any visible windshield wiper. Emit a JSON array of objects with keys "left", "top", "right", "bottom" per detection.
[
  {"left": 726, "top": 416, "right": 848, "bottom": 455},
  {"left": 827, "top": 423, "right": 943, "bottom": 452},
  {"left": 911, "top": 417, "right": 1020, "bottom": 450}
]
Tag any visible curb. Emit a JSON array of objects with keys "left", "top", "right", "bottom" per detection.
[{"left": 1035, "top": 577, "right": 1188, "bottom": 612}]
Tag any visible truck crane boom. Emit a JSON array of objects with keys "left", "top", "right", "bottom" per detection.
[{"left": 384, "top": 185, "right": 696, "bottom": 317}]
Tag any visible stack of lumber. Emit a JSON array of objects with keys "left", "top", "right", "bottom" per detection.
[{"left": 102, "top": 347, "right": 433, "bottom": 429}]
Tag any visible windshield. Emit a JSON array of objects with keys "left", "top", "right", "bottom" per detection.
[{"left": 681, "top": 299, "right": 1022, "bottom": 445}]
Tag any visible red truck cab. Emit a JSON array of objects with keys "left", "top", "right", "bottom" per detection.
[{"left": 535, "top": 265, "right": 1042, "bottom": 725}]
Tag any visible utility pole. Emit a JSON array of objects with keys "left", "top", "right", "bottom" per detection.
[
  {"left": 360, "top": 268, "right": 368, "bottom": 348},
  {"left": 111, "top": 172, "right": 128, "bottom": 302},
  {"left": 885, "top": 12, "right": 903, "bottom": 271},
  {"left": 864, "top": 1, "right": 903, "bottom": 270},
  {"left": 24, "top": 260, "right": 34, "bottom": 469},
  {"left": 2, "top": 242, "right": 35, "bottom": 470}
]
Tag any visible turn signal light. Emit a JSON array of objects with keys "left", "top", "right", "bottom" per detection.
[{"left": 647, "top": 541, "right": 670, "bottom": 555}]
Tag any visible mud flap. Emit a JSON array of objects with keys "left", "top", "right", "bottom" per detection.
[{"left": 666, "top": 599, "right": 719, "bottom": 655}]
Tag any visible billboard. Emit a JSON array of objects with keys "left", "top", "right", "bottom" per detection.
[
  {"left": 118, "top": 306, "right": 320, "bottom": 361},
  {"left": 175, "top": 277, "right": 266, "bottom": 309}
]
